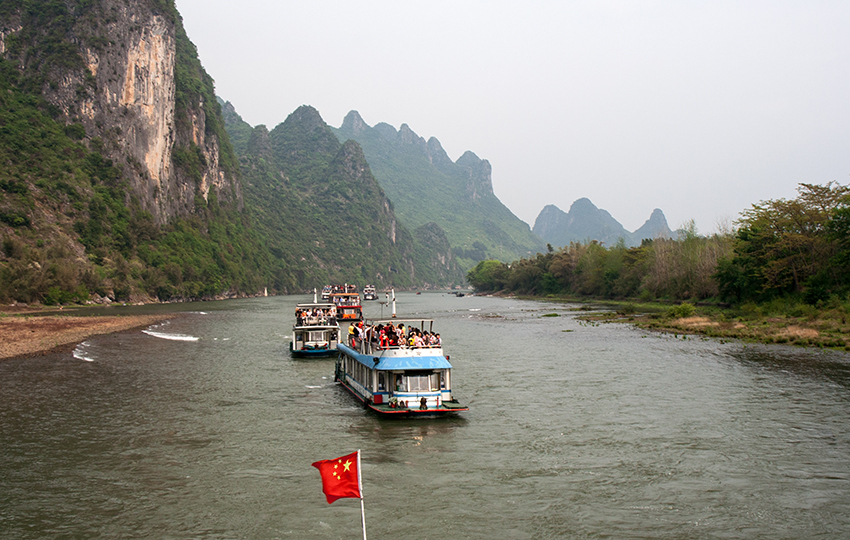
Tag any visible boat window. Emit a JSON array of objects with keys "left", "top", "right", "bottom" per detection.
[
  {"left": 407, "top": 374, "right": 431, "bottom": 392},
  {"left": 395, "top": 374, "right": 405, "bottom": 391},
  {"left": 378, "top": 372, "right": 386, "bottom": 391}
]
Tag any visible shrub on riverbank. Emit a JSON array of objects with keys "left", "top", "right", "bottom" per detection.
[{"left": 573, "top": 296, "right": 850, "bottom": 350}]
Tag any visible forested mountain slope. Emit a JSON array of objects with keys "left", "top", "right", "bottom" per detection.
[
  {"left": 334, "top": 111, "right": 546, "bottom": 269},
  {"left": 221, "top": 103, "right": 465, "bottom": 289}
]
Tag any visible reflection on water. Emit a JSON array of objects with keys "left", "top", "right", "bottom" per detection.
[
  {"left": 1, "top": 293, "right": 849, "bottom": 539},
  {"left": 730, "top": 344, "right": 850, "bottom": 389}
]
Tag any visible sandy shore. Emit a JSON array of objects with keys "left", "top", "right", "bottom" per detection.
[{"left": 0, "top": 312, "right": 177, "bottom": 360}]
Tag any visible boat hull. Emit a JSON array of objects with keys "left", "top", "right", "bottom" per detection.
[
  {"left": 335, "top": 375, "right": 468, "bottom": 415},
  {"left": 290, "top": 343, "right": 338, "bottom": 358},
  {"left": 335, "top": 341, "right": 468, "bottom": 416}
]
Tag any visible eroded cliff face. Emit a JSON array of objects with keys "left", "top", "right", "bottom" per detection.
[
  {"left": 455, "top": 151, "right": 494, "bottom": 202},
  {"left": 1, "top": 0, "right": 240, "bottom": 224}
]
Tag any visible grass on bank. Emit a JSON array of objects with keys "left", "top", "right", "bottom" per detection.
[{"left": 526, "top": 294, "right": 850, "bottom": 351}]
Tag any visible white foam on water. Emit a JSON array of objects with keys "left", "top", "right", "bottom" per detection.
[
  {"left": 305, "top": 385, "right": 322, "bottom": 389},
  {"left": 142, "top": 330, "right": 199, "bottom": 342},
  {"left": 469, "top": 308, "right": 481, "bottom": 312},
  {"left": 72, "top": 342, "right": 95, "bottom": 362}
]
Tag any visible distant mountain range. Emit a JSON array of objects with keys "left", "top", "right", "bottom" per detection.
[{"left": 533, "top": 199, "right": 674, "bottom": 248}]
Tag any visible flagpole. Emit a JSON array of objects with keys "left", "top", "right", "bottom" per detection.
[
  {"left": 357, "top": 450, "right": 367, "bottom": 540},
  {"left": 360, "top": 497, "right": 367, "bottom": 540}
]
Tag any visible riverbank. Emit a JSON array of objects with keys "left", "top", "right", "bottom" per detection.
[
  {"left": 0, "top": 307, "right": 178, "bottom": 360},
  {"left": 529, "top": 296, "right": 850, "bottom": 351}
]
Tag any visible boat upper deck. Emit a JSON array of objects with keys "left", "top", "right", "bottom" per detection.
[
  {"left": 330, "top": 293, "right": 361, "bottom": 306},
  {"left": 342, "top": 318, "right": 450, "bottom": 368},
  {"left": 294, "top": 303, "right": 338, "bottom": 327}
]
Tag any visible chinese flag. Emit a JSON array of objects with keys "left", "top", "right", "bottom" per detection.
[{"left": 312, "top": 451, "right": 362, "bottom": 504}]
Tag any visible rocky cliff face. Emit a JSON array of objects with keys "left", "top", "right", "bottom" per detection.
[
  {"left": 1, "top": 0, "right": 240, "bottom": 224},
  {"left": 455, "top": 151, "right": 494, "bottom": 201}
]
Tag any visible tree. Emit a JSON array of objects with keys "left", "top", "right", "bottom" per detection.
[
  {"left": 716, "top": 182, "right": 850, "bottom": 302},
  {"left": 466, "top": 260, "right": 509, "bottom": 292}
]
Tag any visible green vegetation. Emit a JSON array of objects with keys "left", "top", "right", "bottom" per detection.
[
  {"left": 470, "top": 182, "right": 850, "bottom": 348},
  {"left": 468, "top": 182, "right": 850, "bottom": 306},
  {"left": 173, "top": 20, "right": 238, "bottom": 179},
  {"left": 0, "top": 0, "right": 466, "bottom": 306},
  {"left": 468, "top": 228, "right": 734, "bottom": 302},
  {"left": 225, "top": 105, "right": 465, "bottom": 291},
  {"left": 714, "top": 182, "right": 850, "bottom": 304},
  {"left": 334, "top": 115, "right": 545, "bottom": 269},
  {"left": 0, "top": 1, "right": 271, "bottom": 304}
]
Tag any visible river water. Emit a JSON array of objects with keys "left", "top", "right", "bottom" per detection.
[{"left": 2, "top": 293, "right": 849, "bottom": 539}]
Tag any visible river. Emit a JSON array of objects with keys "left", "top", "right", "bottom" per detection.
[{"left": 1, "top": 292, "right": 849, "bottom": 539}]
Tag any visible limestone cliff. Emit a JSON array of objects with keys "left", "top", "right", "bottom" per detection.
[{"left": 0, "top": 0, "right": 240, "bottom": 224}]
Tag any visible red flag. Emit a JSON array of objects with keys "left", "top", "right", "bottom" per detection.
[{"left": 312, "top": 451, "right": 362, "bottom": 504}]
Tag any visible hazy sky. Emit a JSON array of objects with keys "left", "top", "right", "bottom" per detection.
[{"left": 175, "top": 0, "right": 849, "bottom": 233}]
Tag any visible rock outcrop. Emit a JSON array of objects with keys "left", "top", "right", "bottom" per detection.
[{"left": 1, "top": 0, "right": 241, "bottom": 224}]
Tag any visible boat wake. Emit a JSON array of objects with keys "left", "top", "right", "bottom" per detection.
[
  {"left": 72, "top": 341, "right": 96, "bottom": 362},
  {"left": 142, "top": 330, "right": 200, "bottom": 342}
]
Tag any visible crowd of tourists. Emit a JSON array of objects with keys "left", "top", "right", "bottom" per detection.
[
  {"left": 295, "top": 306, "right": 336, "bottom": 326},
  {"left": 348, "top": 321, "right": 441, "bottom": 350}
]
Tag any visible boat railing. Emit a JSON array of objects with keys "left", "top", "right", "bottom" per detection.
[
  {"left": 349, "top": 337, "right": 442, "bottom": 355},
  {"left": 296, "top": 316, "right": 337, "bottom": 326}
]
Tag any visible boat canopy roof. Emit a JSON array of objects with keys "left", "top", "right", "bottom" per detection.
[
  {"left": 295, "top": 303, "right": 336, "bottom": 309},
  {"left": 339, "top": 344, "right": 452, "bottom": 370},
  {"left": 375, "top": 355, "right": 452, "bottom": 370}
]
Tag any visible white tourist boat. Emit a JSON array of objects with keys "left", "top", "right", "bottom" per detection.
[
  {"left": 290, "top": 302, "right": 340, "bottom": 358},
  {"left": 334, "top": 318, "right": 468, "bottom": 415}
]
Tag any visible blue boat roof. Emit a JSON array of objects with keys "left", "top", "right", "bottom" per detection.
[{"left": 339, "top": 344, "right": 452, "bottom": 370}]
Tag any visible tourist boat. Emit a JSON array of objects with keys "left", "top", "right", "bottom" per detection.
[
  {"left": 334, "top": 318, "right": 468, "bottom": 415},
  {"left": 330, "top": 292, "right": 363, "bottom": 321},
  {"left": 290, "top": 302, "right": 340, "bottom": 358},
  {"left": 320, "top": 285, "right": 333, "bottom": 301},
  {"left": 362, "top": 285, "right": 377, "bottom": 301}
]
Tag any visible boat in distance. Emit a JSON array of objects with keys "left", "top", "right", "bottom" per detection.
[
  {"left": 321, "top": 284, "right": 357, "bottom": 301},
  {"left": 334, "top": 318, "right": 468, "bottom": 416},
  {"left": 362, "top": 285, "right": 377, "bottom": 301},
  {"left": 290, "top": 303, "right": 340, "bottom": 358},
  {"left": 330, "top": 291, "right": 363, "bottom": 321}
]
